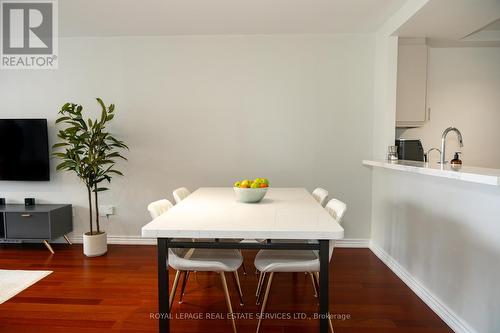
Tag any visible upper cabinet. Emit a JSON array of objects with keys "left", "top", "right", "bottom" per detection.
[{"left": 396, "top": 39, "right": 428, "bottom": 127}]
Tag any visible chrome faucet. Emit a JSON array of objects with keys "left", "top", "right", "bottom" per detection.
[
  {"left": 425, "top": 148, "right": 441, "bottom": 163},
  {"left": 440, "top": 127, "right": 463, "bottom": 164}
]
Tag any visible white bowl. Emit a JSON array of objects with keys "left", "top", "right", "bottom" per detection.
[{"left": 233, "top": 187, "right": 268, "bottom": 203}]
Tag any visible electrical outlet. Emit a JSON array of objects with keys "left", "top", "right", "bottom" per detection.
[{"left": 99, "top": 205, "right": 115, "bottom": 217}]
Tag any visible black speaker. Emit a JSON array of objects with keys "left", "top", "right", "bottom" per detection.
[
  {"left": 24, "top": 198, "right": 36, "bottom": 206},
  {"left": 0, "top": 198, "right": 5, "bottom": 205}
]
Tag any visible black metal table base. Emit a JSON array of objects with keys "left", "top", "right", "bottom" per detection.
[{"left": 157, "top": 238, "right": 330, "bottom": 333}]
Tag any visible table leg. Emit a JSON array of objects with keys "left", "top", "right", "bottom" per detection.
[
  {"left": 158, "top": 238, "right": 169, "bottom": 333},
  {"left": 319, "top": 240, "right": 329, "bottom": 333}
]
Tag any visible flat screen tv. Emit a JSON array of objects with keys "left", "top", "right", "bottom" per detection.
[{"left": 0, "top": 119, "right": 50, "bottom": 181}]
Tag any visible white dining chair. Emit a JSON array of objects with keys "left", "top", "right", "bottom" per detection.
[
  {"left": 173, "top": 187, "right": 191, "bottom": 204},
  {"left": 169, "top": 248, "right": 244, "bottom": 333},
  {"left": 255, "top": 188, "right": 329, "bottom": 282},
  {"left": 147, "top": 199, "right": 173, "bottom": 219},
  {"left": 148, "top": 199, "right": 188, "bottom": 304},
  {"left": 148, "top": 199, "right": 187, "bottom": 304},
  {"left": 147, "top": 198, "right": 198, "bottom": 303},
  {"left": 253, "top": 198, "right": 347, "bottom": 333},
  {"left": 147, "top": 198, "right": 244, "bottom": 333},
  {"left": 312, "top": 187, "right": 329, "bottom": 207},
  {"left": 172, "top": 188, "right": 195, "bottom": 299},
  {"left": 173, "top": 187, "right": 248, "bottom": 277}
]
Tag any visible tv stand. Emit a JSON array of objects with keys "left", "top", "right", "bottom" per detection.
[{"left": 0, "top": 204, "right": 73, "bottom": 254}]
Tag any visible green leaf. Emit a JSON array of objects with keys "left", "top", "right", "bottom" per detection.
[
  {"left": 52, "top": 152, "right": 67, "bottom": 158},
  {"left": 56, "top": 161, "right": 73, "bottom": 171},
  {"left": 52, "top": 142, "right": 68, "bottom": 148},
  {"left": 55, "top": 116, "right": 71, "bottom": 124}
]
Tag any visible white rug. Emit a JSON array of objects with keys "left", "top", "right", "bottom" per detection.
[{"left": 0, "top": 269, "right": 52, "bottom": 304}]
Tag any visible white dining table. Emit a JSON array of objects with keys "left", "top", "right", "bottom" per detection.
[{"left": 142, "top": 187, "right": 344, "bottom": 333}]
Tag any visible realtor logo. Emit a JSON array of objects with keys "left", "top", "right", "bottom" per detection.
[{"left": 1, "top": 0, "right": 58, "bottom": 69}]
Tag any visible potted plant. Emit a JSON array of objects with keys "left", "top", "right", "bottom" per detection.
[{"left": 53, "top": 98, "right": 128, "bottom": 257}]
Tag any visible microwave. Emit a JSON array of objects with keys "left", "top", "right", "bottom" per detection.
[{"left": 395, "top": 139, "right": 424, "bottom": 162}]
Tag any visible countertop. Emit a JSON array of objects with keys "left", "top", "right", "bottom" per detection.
[{"left": 363, "top": 159, "right": 500, "bottom": 186}]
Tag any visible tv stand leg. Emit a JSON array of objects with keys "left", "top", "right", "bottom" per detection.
[
  {"left": 63, "top": 235, "right": 72, "bottom": 245},
  {"left": 43, "top": 240, "right": 54, "bottom": 254}
]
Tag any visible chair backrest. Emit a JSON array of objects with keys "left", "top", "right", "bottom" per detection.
[
  {"left": 173, "top": 187, "right": 191, "bottom": 204},
  {"left": 147, "top": 199, "right": 173, "bottom": 219},
  {"left": 325, "top": 198, "right": 347, "bottom": 225},
  {"left": 324, "top": 198, "right": 347, "bottom": 261},
  {"left": 147, "top": 199, "right": 186, "bottom": 260},
  {"left": 312, "top": 188, "right": 329, "bottom": 207}
]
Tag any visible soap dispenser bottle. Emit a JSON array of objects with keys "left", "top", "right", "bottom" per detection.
[{"left": 450, "top": 152, "right": 462, "bottom": 168}]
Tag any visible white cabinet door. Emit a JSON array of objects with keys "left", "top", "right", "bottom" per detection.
[{"left": 396, "top": 43, "right": 428, "bottom": 127}]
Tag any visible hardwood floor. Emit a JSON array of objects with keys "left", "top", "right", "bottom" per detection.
[{"left": 0, "top": 244, "right": 452, "bottom": 333}]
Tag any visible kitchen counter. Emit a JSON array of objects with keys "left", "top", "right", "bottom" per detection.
[{"left": 363, "top": 159, "right": 500, "bottom": 186}]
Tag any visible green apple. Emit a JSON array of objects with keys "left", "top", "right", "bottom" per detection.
[
  {"left": 233, "top": 181, "right": 241, "bottom": 187},
  {"left": 260, "top": 178, "right": 269, "bottom": 185},
  {"left": 250, "top": 182, "right": 260, "bottom": 188}
]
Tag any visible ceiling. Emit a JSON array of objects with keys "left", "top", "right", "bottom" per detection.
[
  {"left": 463, "top": 17, "right": 500, "bottom": 42},
  {"left": 483, "top": 18, "right": 500, "bottom": 31},
  {"left": 395, "top": 0, "right": 500, "bottom": 40},
  {"left": 58, "top": 0, "right": 406, "bottom": 37}
]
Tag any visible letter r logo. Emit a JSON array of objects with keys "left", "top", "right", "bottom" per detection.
[{"left": 2, "top": 1, "right": 53, "bottom": 54}]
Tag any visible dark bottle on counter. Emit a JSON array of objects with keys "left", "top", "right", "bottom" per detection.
[{"left": 450, "top": 152, "right": 462, "bottom": 168}]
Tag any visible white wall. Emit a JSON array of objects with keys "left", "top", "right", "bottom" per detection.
[
  {"left": 369, "top": 3, "right": 500, "bottom": 333},
  {"left": 398, "top": 46, "right": 500, "bottom": 168},
  {"left": 0, "top": 34, "right": 375, "bottom": 239},
  {"left": 372, "top": 34, "right": 398, "bottom": 160},
  {"left": 368, "top": 2, "right": 500, "bottom": 331},
  {"left": 371, "top": 0, "right": 430, "bottom": 160},
  {"left": 371, "top": 168, "right": 500, "bottom": 333}
]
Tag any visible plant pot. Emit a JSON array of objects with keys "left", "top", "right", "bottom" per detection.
[{"left": 83, "top": 231, "right": 107, "bottom": 257}]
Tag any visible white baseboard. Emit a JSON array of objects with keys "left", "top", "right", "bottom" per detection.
[
  {"left": 69, "top": 236, "right": 369, "bottom": 248},
  {"left": 70, "top": 235, "right": 156, "bottom": 245},
  {"left": 369, "top": 241, "right": 475, "bottom": 333},
  {"left": 335, "top": 238, "right": 369, "bottom": 248}
]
